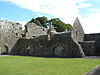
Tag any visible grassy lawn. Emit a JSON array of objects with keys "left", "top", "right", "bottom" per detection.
[{"left": 0, "top": 56, "right": 100, "bottom": 75}]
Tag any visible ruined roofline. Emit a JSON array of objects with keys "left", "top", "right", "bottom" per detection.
[
  {"left": 0, "top": 20, "right": 22, "bottom": 24},
  {"left": 73, "top": 17, "right": 81, "bottom": 25},
  {"left": 85, "top": 33, "right": 100, "bottom": 35},
  {"left": 73, "top": 17, "right": 85, "bottom": 33},
  {"left": 71, "top": 17, "right": 85, "bottom": 42}
]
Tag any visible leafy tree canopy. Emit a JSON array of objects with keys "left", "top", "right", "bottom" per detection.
[{"left": 29, "top": 16, "right": 73, "bottom": 32}]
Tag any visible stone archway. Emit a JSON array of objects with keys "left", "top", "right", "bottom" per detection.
[
  {"left": 4, "top": 45, "right": 9, "bottom": 55},
  {"left": 53, "top": 46, "right": 65, "bottom": 57}
]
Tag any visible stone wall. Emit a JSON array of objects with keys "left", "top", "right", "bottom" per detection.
[
  {"left": 1, "top": 18, "right": 100, "bottom": 57},
  {"left": 0, "top": 37, "right": 19, "bottom": 55},
  {"left": 95, "top": 36, "right": 100, "bottom": 55},
  {"left": 80, "top": 41, "right": 96, "bottom": 56},
  {"left": 0, "top": 20, "right": 22, "bottom": 54},
  {"left": 10, "top": 32, "right": 84, "bottom": 57},
  {"left": 10, "top": 38, "right": 32, "bottom": 55},
  {"left": 82, "top": 33, "right": 100, "bottom": 56},
  {"left": 84, "top": 33, "right": 100, "bottom": 41}
]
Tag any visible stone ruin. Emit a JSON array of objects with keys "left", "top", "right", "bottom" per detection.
[{"left": 0, "top": 18, "right": 100, "bottom": 58}]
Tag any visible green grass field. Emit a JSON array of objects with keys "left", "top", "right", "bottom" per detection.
[{"left": 0, "top": 56, "right": 100, "bottom": 75}]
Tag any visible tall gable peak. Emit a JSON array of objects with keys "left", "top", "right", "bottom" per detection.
[
  {"left": 72, "top": 17, "right": 85, "bottom": 42},
  {"left": 74, "top": 17, "right": 81, "bottom": 26}
]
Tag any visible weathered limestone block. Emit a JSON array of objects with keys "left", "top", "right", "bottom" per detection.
[
  {"left": 0, "top": 38, "right": 8, "bottom": 54},
  {"left": 0, "top": 20, "right": 22, "bottom": 38},
  {"left": 25, "top": 23, "right": 47, "bottom": 39},
  {"left": 0, "top": 20, "right": 22, "bottom": 54}
]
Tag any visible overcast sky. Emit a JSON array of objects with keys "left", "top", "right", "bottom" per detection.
[{"left": 0, "top": 0, "right": 100, "bottom": 34}]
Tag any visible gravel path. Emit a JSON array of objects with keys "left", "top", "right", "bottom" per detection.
[
  {"left": 83, "top": 56, "right": 100, "bottom": 59},
  {"left": 0, "top": 55, "right": 11, "bottom": 56},
  {"left": 85, "top": 65, "right": 100, "bottom": 75}
]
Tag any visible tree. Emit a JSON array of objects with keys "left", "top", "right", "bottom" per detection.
[
  {"left": 28, "top": 16, "right": 73, "bottom": 32},
  {"left": 49, "top": 18, "right": 72, "bottom": 32},
  {"left": 35, "top": 16, "right": 48, "bottom": 27}
]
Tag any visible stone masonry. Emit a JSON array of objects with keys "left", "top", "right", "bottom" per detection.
[
  {"left": 0, "top": 20, "right": 22, "bottom": 55},
  {"left": 0, "top": 18, "right": 100, "bottom": 57}
]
